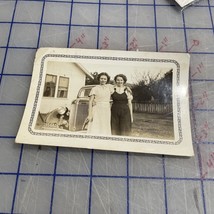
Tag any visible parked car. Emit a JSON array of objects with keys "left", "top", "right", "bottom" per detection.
[
  {"left": 37, "top": 106, "right": 70, "bottom": 131},
  {"left": 69, "top": 85, "right": 95, "bottom": 132}
]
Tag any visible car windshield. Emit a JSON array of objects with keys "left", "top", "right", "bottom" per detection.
[{"left": 78, "top": 88, "right": 92, "bottom": 98}]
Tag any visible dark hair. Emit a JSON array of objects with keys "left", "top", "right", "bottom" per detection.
[
  {"left": 97, "top": 72, "right": 110, "bottom": 83},
  {"left": 114, "top": 74, "right": 127, "bottom": 83}
]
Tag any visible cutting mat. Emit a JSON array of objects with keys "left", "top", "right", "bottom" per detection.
[{"left": 0, "top": 0, "right": 214, "bottom": 213}]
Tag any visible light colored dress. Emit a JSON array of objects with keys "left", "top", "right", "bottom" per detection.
[{"left": 87, "top": 84, "right": 112, "bottom": 135}]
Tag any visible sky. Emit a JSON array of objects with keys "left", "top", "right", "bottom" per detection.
[{"left": 80, "top": 62, "right": 173, "bottom": 84}]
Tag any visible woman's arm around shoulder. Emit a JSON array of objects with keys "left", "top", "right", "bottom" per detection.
[{"left": 126, "top": 86, "right": 133, "bottom": 101}]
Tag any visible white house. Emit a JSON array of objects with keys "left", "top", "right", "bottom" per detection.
[{"left": 40, "top": 61, "right": 93, "bottom": 113}]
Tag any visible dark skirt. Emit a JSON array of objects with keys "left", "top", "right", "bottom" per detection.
[{"left": 111, "top": 103, "right": 131, "bottom": 136}]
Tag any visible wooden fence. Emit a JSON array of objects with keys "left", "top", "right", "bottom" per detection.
[{"left": 132, "top": 102, "right": 172, "bottom": 114}]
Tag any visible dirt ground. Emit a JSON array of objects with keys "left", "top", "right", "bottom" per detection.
[{"left": 131, "top": 112, "right": 174, "bottom": 140}]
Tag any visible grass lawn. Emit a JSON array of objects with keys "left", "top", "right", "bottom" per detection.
[
  {"left": 35, "top": 111, "right": 174, "bottom": 140},
  {"left": 131, "top": 112, "right": 174, "bottom": 140}
]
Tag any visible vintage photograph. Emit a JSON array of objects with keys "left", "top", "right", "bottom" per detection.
[
  {"left": 16, "top": 48, "right": 193, "bottom": 156},
  {"left": 35, "top": 61, "right": 174, "bottom": 140}
]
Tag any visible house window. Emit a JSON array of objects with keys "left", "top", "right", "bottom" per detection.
[
  {"left": 57, "top": 76, "right": 69, "bottom": 98},
  {"left": 43, "top": 74, "right": 57, "bottom": 97}
]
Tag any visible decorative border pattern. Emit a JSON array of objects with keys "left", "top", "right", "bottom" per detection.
[{"left": 28, "top": 54, "right": 182, "bottom": 145}]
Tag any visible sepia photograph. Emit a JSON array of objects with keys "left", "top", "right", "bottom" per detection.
[
  {"left": 15, "top": 48, "right": 193, "bottom": 156},
  {"left": 35, "top": 61, "right": 174, "bottom": 141}
]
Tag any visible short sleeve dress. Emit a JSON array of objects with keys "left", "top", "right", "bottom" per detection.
[{"left": 87, "top": 84, "right": 112, "bottom": 135}]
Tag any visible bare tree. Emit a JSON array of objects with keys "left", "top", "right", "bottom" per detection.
[{"left": 131, "top": 69, "right": 173, "bottom": 103}]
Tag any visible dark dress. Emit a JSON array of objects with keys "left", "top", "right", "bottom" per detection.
[{"left": 111, "top": 88, "right": 131, "bottom": 136}]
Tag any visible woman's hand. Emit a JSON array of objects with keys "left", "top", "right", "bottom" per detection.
[
  {"left": 87, "top": 115, "right": 93, "bottom": 122},
  {"left": 131, "top": 116, "right": 133, "bottom": 123}
]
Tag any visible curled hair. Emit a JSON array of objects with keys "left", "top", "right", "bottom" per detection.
[
  {"left": 97, "top": 72, "right": 110, "bottom": 83},
  {"left": 114, "top": 74, "right": 127, "bottom": 83}
]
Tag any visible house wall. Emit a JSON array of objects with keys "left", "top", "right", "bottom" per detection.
[{"left": 40, "top": 61, "right": 86, "bottom": 113}]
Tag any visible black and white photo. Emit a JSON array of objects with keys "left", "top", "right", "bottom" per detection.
[{"left": 15, "top": 48, "right": 193, "bottom": 156}]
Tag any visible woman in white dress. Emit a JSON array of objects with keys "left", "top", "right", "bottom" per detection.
[{"left": 87, "top": 72, "right": 112, "bottom": 135}]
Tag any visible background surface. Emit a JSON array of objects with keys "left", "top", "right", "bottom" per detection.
[{"left": 0, "top": 0, "right": 214, "bottom": 213}]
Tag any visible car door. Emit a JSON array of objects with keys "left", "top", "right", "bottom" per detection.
[{"left": 69, "top": 86, "right": 94, "bottom": 132}]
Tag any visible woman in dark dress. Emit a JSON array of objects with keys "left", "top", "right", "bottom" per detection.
[{"left": 111, "top": 74, "right": 133, "bottom": 136}]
